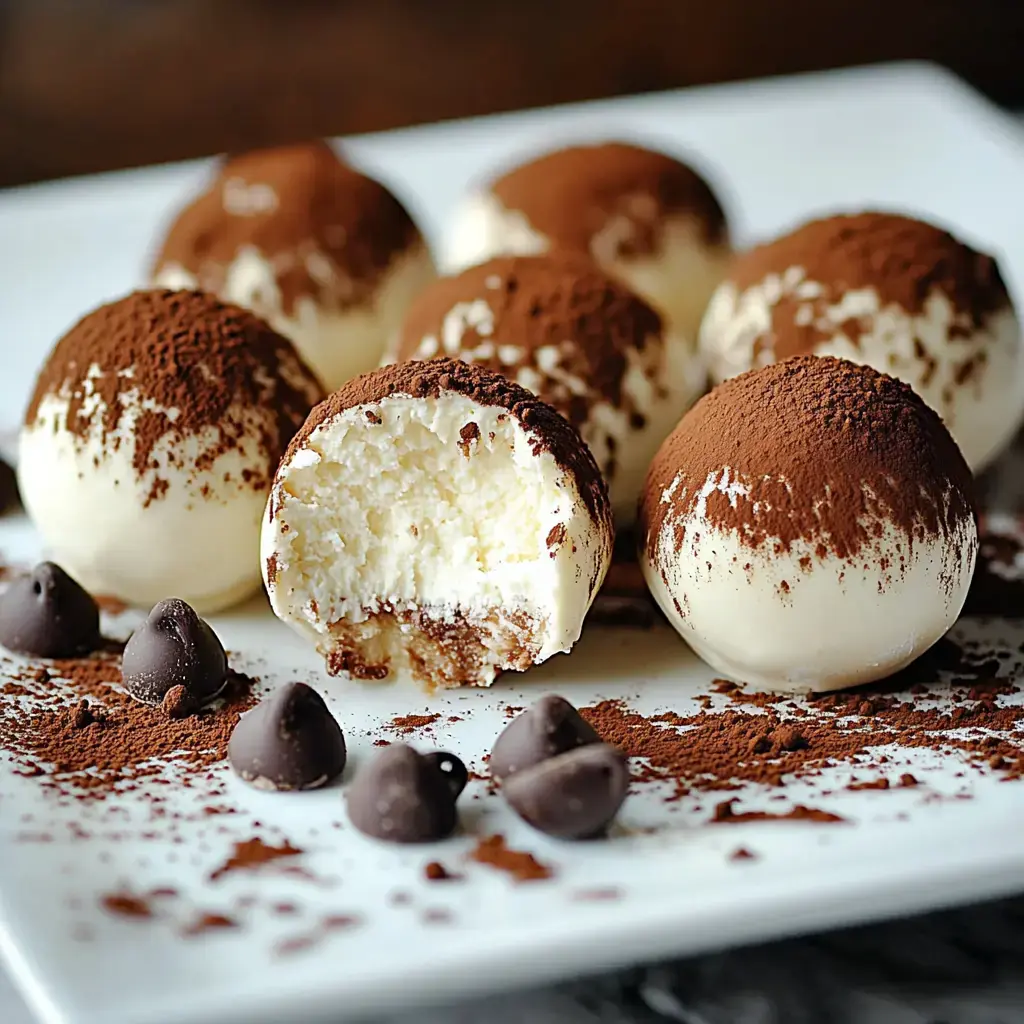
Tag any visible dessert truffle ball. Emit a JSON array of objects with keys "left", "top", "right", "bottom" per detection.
[
  {"left": 442, "top": 142, "right": 731, "bottom": 345},
  {"left": 390, "top": 253, "right": 705, "bottom": 524},
  {"left": 639, "top": 356, "right": 978, "bottom": 693},
  {"left": 698, "top": 212, "right": 1024, "bottom": 471},
  {"left": 262, "top": 358, "right": 613, "bottom": 689},
  {"left": 151, "top": 141, "right": 437, "bottom": 391},
  {"left": 19, "top": 290, "right": 323, "bottom": 613}
]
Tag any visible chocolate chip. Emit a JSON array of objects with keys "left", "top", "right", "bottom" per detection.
[
  {"left": 490, "top": 694, "right": 599, "bottom": 781},
  {"left": 121, "top": 598, "right": 227, "bottom": 708},
  {"left": 502, "top": 743, "right": 629, "bottom": 840},
  {"left": 422, "top": 751, "right": 468, "bottom": 798},
  {"left": 0, "top": 562, "right": 101, "bottom": 657},
  {"left": 161, "top": 685, "right": 194, "bottom": 719},
  {"left": 228, "top": 682, "right": 346, "bottom": 791},
  {"left": 346, "top": 744, "right": 464, "bottom": 843}
]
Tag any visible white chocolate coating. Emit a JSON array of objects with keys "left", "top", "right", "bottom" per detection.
[{"left": 641, "top": 468, "right": 978, "bottom": 693}]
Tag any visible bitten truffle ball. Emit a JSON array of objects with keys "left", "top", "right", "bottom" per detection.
[
  {"left": 698, "top": 212, "right": 1024, "bottom": 470},
  {"left": 639, "top": 356, "right": 978, "bottom": 693},
  {"left": 151, "top": 141, "right": 437, "bottom": 390},
  {"left": 389, "top": 253, "right": 705, "bottom": 524},
  {"left": 19, "top": 290, "right": 324, "bottom": 612},
  {"left": 442, "top": 141, "right": 731, "bottom": 345},
  {"left": 262, "top": 358, "right": 613, "bottom": 689}
]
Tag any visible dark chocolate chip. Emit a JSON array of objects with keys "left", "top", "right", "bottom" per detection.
[
  {"left": 490, "top": 694, "right": 600, "bottom": 781},
  {"left": 0, "top": 562, "right": 101, "bottom": 657},
  {"left": 347, "top": 744, "right": 463, "bottom": 843},
  {"left": 502, "top": 743, "right": 629, "bottom": 839},
  {"left": 228, "top": 682, "right": 346, "bottom": 791},
  {"left": 422, "top": 751, "right": 468, "bottom": 798},
  {"left": 121, "top": 598, "right": 227, "bottom": 708}
]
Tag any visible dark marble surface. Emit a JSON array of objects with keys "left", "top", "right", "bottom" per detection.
[{"left": 4, "top": 894, "right": 1024, "bottom": 1023}]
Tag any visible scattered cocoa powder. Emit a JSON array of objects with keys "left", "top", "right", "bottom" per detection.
[
  {"left": 847, "top": 778, "right": 891, "bottom": 791},
  {"left": 581, "top": 631, "right": 1024, "bottom": 803},
  {"left": 386, "top": 712, "right": 441, "bottom": 735},
  {"left": 424, "top": 861, "right": 460, "bottom": 882},
  {"left": 182, "top": 913, "right": 238, "bottom": 937},
  {"left": 209, "top": 838, "right": 304, "bottom": 882},
  {"left": 468, "top": 834, "right": 553, "bottom": 882},
  {"left": 0, "top": 649, "right": 258, "bottom": 797},
  {"left": 712, "top": 799, "right": 846, "bottom": 824},
  {"left": 100, "top": 893, "right": 153, "bottom": 919}
]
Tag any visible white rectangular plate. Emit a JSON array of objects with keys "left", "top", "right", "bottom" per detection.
[{"left": 1, "top": 61, "right": 1024, "bottom": 1024}]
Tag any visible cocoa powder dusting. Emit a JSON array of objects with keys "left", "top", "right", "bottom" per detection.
[
  {"left": 393, "top": 253, "right": 663, "bottom": 432},
  {"left": 24, "top": 289, "right": 322, "bottom": 498},
  {"left": 0, "top": 649, "right": 258, "bottom": 797},
  {"left": 641, "top": 356, "right": 976, "bottom": 568},
  {"left": 385, "top": 712, "right": 441, "bottom": 735},
  {"left": 712, "top": 799, "right": 846, "bottom": 824},
  {"left": 581, "top": 630, "right": 1024, "bottom": 808},
  {"left": 209, "top": 838, "right": 304, "bottom": 881},
  {"left": 491, "top": 142, "right": 728, "bottom": 254},
  {"left": 468, "top": 834, "right": 553, "bottom": 882},
  {"left": 101, "top": 893, "right": 153, "bottom": 919},
  {"left": 730, "top": 213, "right": 1010, "bottom": 352},
  {"left": 153, "top": 141, "right": 422, "bottom": 314},
  {"left": 182, "top": 913, "right": 238, "bottom": 937}
]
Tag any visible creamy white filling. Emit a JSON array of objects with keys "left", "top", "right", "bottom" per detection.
[
  {"left": 154, "top": 244, "right": 437, "bottom": 391},
  {"left": 642, "top": 469, "right": 978, "bottom": 693},
  {"left": 262, "top": 392, "right": 611, "bottom": 684},
  {"left": 19, "top": 392, "right": 275, "bottom": 612},
  {"left": 441, "top": 191, "right": 731, "bottom": 345},
  {"left": 699, "top": 271, "right": 1024, "bottom": 471}
]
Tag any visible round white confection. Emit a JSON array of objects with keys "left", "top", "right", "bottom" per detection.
[
  {"left": 19, "top": 387, "right": 278, "bottom": 613},
  {"left": 699, "top": 271, "right": 1024, "bottom": 472},
  {"left": 442, "top": 190, "right": 731, "bottom": 346},
  {"left": 641, "top": 468, "right": 978, "bottom": 693},
  {"left": 154, "top": 245, "right": 437, "bottom": 392}
]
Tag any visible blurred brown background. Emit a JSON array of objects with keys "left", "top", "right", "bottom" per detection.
[{"left": 1, "top": 0, "right": 1021, "bottom": 189}]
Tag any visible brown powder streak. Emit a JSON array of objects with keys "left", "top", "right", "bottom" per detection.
[
  {"left": 641, "top": 356, "right": 976, "bottom": 567},
  {"left": 153, "top": 141, "right": 422, "bottom": 315},
  {"left": 0, "top": 651, "right": 258, "bottom": 796},
  {"left": 468, "top": 834, "right": 553, "bottom": 882},
  {"left": 24, "top": 289, "right": 322, "bottom": 496},
  {"left": 491, "top": 142, "right": 728, "bottom": 253}
]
